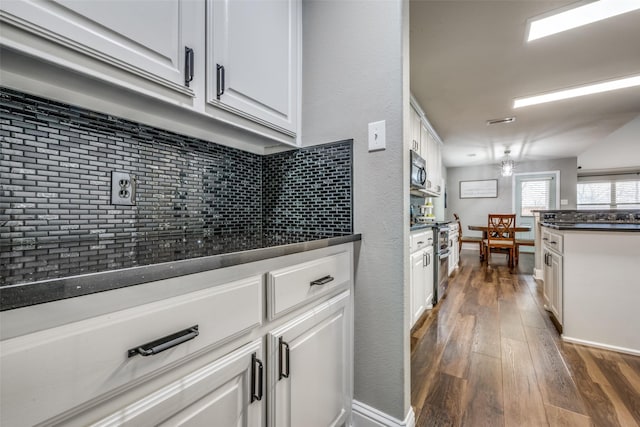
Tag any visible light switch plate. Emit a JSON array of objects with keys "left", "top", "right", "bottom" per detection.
[{"left": 368, "top": 120, "right": 386, "bottom": 152}]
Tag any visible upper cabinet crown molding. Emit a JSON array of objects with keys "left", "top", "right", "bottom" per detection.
[{"left": 0, "top": 0, "right": 301, "bottom": 152}]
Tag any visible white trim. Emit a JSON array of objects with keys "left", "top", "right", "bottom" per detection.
[
  {"left": 511, "top": 170, "right": 561, "bottom": 214},
  {"left": 562, "top": 336, "right": 640, "bottom": 357},
  {"left": 352, "top": 400, "right": 415, "bottom": 427},
  {"left": 533, "top": 268, "right": 544, "bottom": 281}
]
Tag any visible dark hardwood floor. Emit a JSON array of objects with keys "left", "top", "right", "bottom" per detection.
[{"left": 411, "top": 250, "right": 640, "bottom": 427}]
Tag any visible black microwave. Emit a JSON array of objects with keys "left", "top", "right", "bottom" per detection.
[{"left": 410, "top": 150, "right": 427, "bottom": 190}]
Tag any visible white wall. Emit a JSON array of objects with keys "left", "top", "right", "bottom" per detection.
[
  {"left": 446, "top": 158, "right": 577, "bottom": 238},
  {"left": 302, "top": 0, "right": 410, "bottom": 421},
  {"left": 578, "top": 115, "right": 640, "bottom": 173}
]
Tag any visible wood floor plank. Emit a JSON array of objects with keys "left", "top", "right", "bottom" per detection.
[
  {"left": 416, "top": 372, "right": 467, "bottom": 427},
  {"left": 618, "top": 360, "right": 640, "bottom": 395},
  {"left": 499, "top": 299, "right": 527, "bottom": 342},
  {"left": 440, "top": 314, "right": 475, "bottom": 378},
  {"left": 498, "top": 276, "right": 516, "bottom": 300},
  {"left": 544, "top": 404, "right": 593, "bottom": 427},
  {"left": 501, "top": 337, "right": 548, "bottom": 427},
  {"left": 477, "top": 281, "right": 497, "bottom": 307},
  {"left": 461, "top": 352, "right": 504, "bottom": 426},
  {"left": 520, "top": 308, "right": 548, "bottom": 329},
  {"left": 524, "top": 326, "right": 587, "bottom": 415},
  {"left": 594, "top": 356, "right": 640, "bottom": 426},
  {"left": 559, "top": 343, "right": 627, "bottom": 427},
  {"left": 412, "top": 315, "right": 451, "bottom": 405},
  {"left": 471, "top": 306, "right": 501, "bottom": 359}
]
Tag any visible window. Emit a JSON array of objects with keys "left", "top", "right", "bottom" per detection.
[
  {"left": 577, "top": 177, "right": 640, "bottom": 209},
  {"left": 521, "top": 179, "right": 551, "bottom": 216}
]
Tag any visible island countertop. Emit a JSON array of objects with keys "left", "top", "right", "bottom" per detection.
[{"left": 540, "top": 222, "right": 640, "bottom": 231}]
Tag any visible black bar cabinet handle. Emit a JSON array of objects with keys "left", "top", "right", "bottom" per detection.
[
  {"left": 279, "top": 337, "right": 290, "bottom": 380},
  {"left": 251, "top": 353, "right": 263, "bottom": 402},
  {"left": 128, "top": 325, "right": 199, "bottom": 358},
  {"left": 216, "top": 64, "right": 225, "bottom": 99},
  {"left": 184, "top": 47, "right": 194, "bottom": 87},
  {"left": 310, "top": 275, "right": 334, "bottom": 286}
]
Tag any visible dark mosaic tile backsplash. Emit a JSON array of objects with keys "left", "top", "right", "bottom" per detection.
[{"left": 0, "top": 88, "right": 353, "bottom": 285}]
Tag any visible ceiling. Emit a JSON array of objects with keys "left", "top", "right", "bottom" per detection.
[{"left": 410, "top": 0, "right": 640, "bottom": 169}]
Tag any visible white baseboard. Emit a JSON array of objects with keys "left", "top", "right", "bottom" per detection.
[
  {"left": 533, "top": 268, "right": 543, "bottom": 281},
  {"left": 352, "top": 400, "right": 415, "bottom": 427},
  {"left": 562, "top": 336, "right": 640, "bottom": 357}
]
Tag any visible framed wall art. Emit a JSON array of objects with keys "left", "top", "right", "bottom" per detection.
[{"left": 459, "top": 179, "right": 498, "bottom": 198}]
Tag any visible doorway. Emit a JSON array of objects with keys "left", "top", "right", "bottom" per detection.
[{"left": 513, "top": 171, "right": 559, "bottom": 252}]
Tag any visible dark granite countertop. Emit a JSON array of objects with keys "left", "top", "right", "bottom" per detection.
[
  {"left": 410, "top": 224, "right": 435, "bottom": 231},
  {"left": 540, "top": 222, "right": 640, "bottom": 232},
  {"left": 0, "top": 232, "right": 361, "bottom": 311}
]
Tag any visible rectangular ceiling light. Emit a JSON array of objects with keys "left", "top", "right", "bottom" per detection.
[
  {"left": 513, "top": 75, "right": 640, "bottom": 108},
  {"left": 528, "top": 0, "right": 640, "bottom": 41}
]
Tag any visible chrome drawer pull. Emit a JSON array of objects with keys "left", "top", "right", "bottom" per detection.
[
  {"left": 310, "top": 275, "right": 334, "bottom": 286},
  {"left": 128, "top": 325, "right": 199, "bottom": 358}
]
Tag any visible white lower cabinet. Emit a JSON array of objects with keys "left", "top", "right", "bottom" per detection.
[
  {"left": 410, "top": 231, "right": 434, "bottom": 328},
  {"left": 411, "top": 249, "right": 427, "bottom": 325},
  {"left": 268, "top": 291, "right": 351, "bottom": 427},
  {"left": 0, "top": 245, "right": 354, "bottom": 427},
  {"left": 542, "top": 229, "right": 563, "bottom": 326},
  {"left": 91, "top": 340, "right": 265, "bottom": 427}
]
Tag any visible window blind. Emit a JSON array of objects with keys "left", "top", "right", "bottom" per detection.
[
  {"left": 521, "top": 179, "right": 550, "bottom": 216},
  {"left": 577, "top": 175, "right": 640, "bottom": 209}
]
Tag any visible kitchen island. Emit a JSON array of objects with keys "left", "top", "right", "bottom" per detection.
[{"left": 540, "top": 221, "right": 640, "bottom": 356}]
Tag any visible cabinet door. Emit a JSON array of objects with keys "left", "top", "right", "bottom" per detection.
[
  {"left": 207, "top": 0, "right": 299, "bottom": 134},
  {"left": 424, "top": 246, "right": 434, "bottom": 309},
  {"left": 410, "top": 108, "right": 421, "bottom": 153},
  {"left": 1, "top": 0, "right": 199, "bottom": 96},
  {"left": 550, "top": 252, "right": 563, "bottom": 325},
  {"left": 91, "top": 341, "right": 265, "bottom": 427},
  {"left": 543, "top": 251, "right": 552, "bottom": 306},
  {"left": 411, "top": 250, "right": 426, "bottom": 326},
  {"left": 268, "top": 291, "right": 351, "bottom": 427}
]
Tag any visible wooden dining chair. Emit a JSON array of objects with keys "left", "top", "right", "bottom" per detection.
[
  {"left": 484, "top": 214, "right": 516, "bottom": 267},
  {"left": 453, "top": 213, "right": 484, "bottom": 258}
]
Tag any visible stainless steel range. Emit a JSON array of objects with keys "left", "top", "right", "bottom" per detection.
[{"left": 433, "top": 221, "right": 451, "bottom": 305}]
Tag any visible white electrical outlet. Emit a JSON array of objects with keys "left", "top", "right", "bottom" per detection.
[
  {"left": 368, "top": 120, "right": 386, "bottom": 152},
  {"left": 561, "top": 199, "right": 568, "bottom": 205}
]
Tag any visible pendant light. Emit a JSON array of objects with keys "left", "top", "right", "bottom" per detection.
[{"left": 501, "top": 150, "right": 515, "bottom": 177}]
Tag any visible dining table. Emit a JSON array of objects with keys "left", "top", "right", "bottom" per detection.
[{"left": 467, "top": 224, "right": 532, "bottom": 261}]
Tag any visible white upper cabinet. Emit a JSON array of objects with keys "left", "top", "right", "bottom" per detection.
[
  {"left": 410, "top": 95, "right": 444, "bottom": 197},
  {"left": 0, "top": 0, "right": 301, "bottom": 150},
  {"left": 0, "top": 0, "right": 200, "bottom": 97},
  {"left": 207, "top": 0, "right": 299, "bottom": 135},
  {"left": 410, "top": 106, "right": 422, "bottom": 154}
]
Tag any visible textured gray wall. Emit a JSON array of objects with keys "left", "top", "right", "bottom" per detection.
[
  {"left": 446, "top": 157, "right": 578, "bottom": 238},
  {"left": 301, "top": 0, "right": 410, "bottom": 420}
]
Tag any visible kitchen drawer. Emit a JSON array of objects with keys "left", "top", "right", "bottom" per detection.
[
  {"left": 267, "top": 251, "right": 351, "bottom": 319},
  {"left": 0, "top": 275, "right": 263, "bottom": 427},
  {"left": 542, "top": 229, "right": 564, "bottom": 253},
  {"left": 410, "top": 230, "right": 433, "bottom": 253}
]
